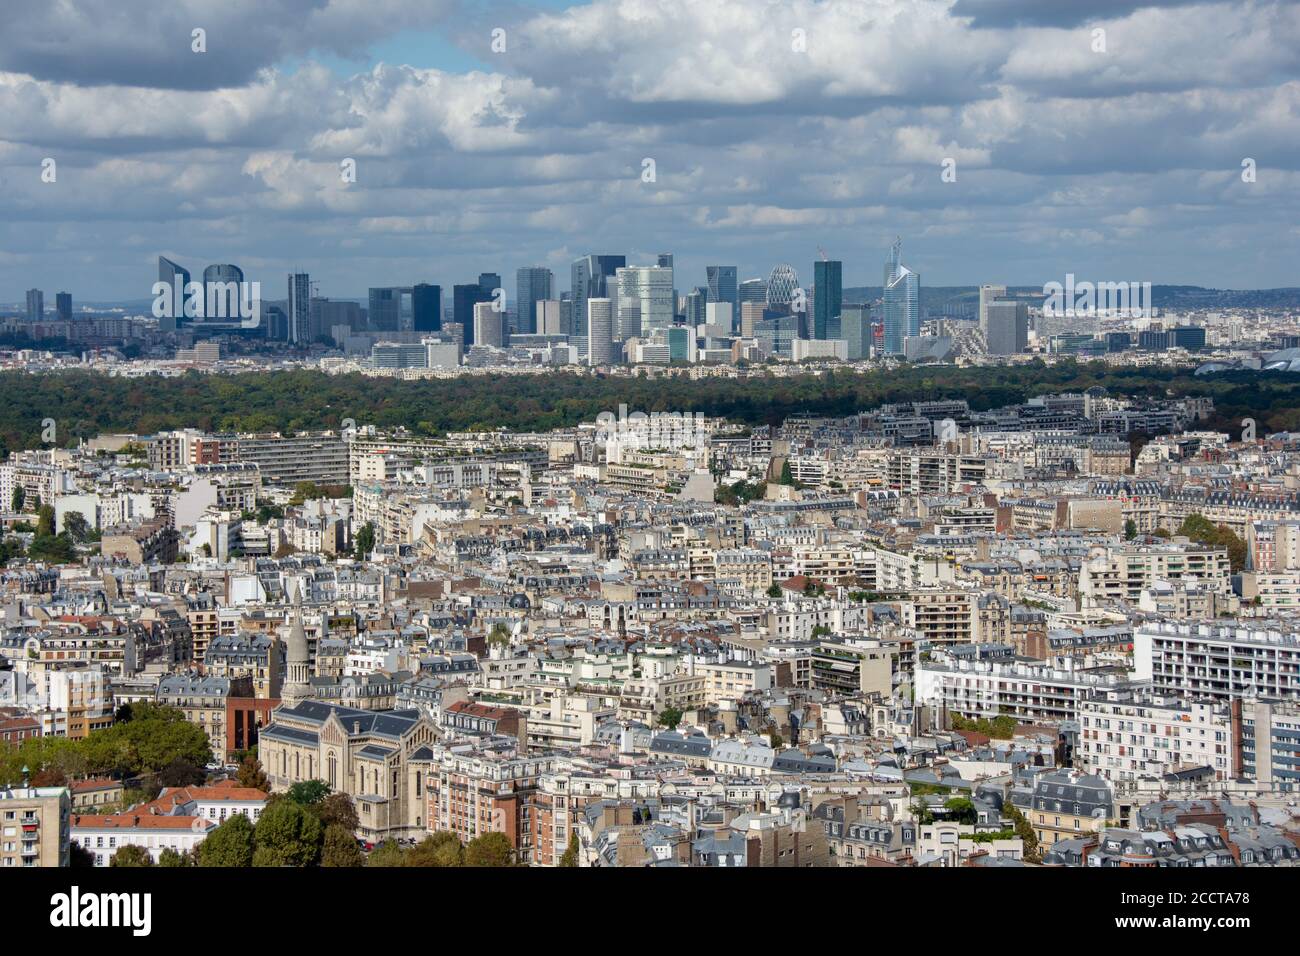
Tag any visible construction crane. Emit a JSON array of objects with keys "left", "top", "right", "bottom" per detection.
[{"left": 816, "top": 245, "right": 829, "bottom": 262}]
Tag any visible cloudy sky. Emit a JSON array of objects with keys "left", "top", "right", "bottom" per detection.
[{"left": 1, "top": 0, "right": 1297, "bottom": 305}]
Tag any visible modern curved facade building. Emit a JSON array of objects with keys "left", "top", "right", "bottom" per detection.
[
  {"left": 882, "top": 238, "right": 919, "bottom": 355},
  {"left": 766, "top": 264, "right": 799, "bottom": 309}
]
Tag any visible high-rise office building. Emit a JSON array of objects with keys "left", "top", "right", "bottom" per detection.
[
  {"left": 536, "top": 299, "right": 562, "bottom": 335},
  {"left": 841, "top": 305, "right": 871, "bottom": 360},
  {"left": 882, "top": 238, "right": 919, "bottom": 355},
  {"left": 616, "top": 265, "right": 674, "bottom": 340},
  {"left": 515, "top": 267, "right": 553, "bottom": 335},
  {"left": 739, "top": 278, "right": 767, "bottom": 306},
  {"left": 311, "top": 298, "right": 362, "bottom": 342},
  {"left": 371, "top": 342, "right": 429, "bottom": 369},
  {"left": 656, "top": 254, "right": 676, "bottom": 318},
  {"left": 740, "top": 301, "right": 764, "bottom": 338},
  {"left": 25, "top": 288, "right": 44, "bottom": 323},
  {"left": 979, "top": 284, "right": 1007, "bottom": 333},
  {"left": 559, "top": 295, "right": 574, "bottom": 336},
  {"left": 412, "top": 283, "right": 441, "bottom": 332},
  {"left": 287, "top": 273, "right": 311, "bottom": 344},
  {"left": 453, "top": 283, "right": 493, "bottom": 346},
  {"left": 685, "top": 287, "right": 708, "bottom": 328},
  {"left": 473, "top": 302, "right": 506, "bottom": 348},
  {"left": 984, "top": 299, "right": 1028, "bottom": 355},
  {"left": 55, "top": 292, "right": 72, "bottom": 322},
  {"left": 587, "top": 298, "right": 615, "bottom": 366},
  {"left": 571, "top": 255, "right": 625, "bottom": 338},
  {"left": 367, "top": 287, "right": 410, "bottom": 332},
  {"left": 158, "top": 257, "right": 190, "bottom": 322},
  {"left": 706, "top": 266, "right": 739, "bottom": 330},
  {"left": 477, "top": 274, "right": 502, "bottom": 335},
  {"left": 667, "top": 326, "right": 692, "bottom": 363},
  {"left": 766, "top": 264, "right": 800, "bottom": 310},
  {"left": 198, "top": 264, "right": 245, "bottom": 322},
  {"left": 756, "top": 314, "right": 798, "bottom": 358},
  {"left": 813, "top": 259, "right": 842, "bottom": 340}
]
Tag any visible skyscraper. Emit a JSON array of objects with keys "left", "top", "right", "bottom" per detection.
[
  {"left": 25, "top": 289, "right": 44, "bottom": 323},
  {"left": 841, "top": 305, "right": 870, "bottom": 360},
  {"left": 587, "top": 298, "right": 615, "bottom": 366},
  {"left": 55, "top": 292, "right": 72, "bottom": 322},
  {"left": 616, "top": 265, "right": 674, "bottom": 340},
  {"left": 985, "top": 299, "right": 1028, "bottom": 355},
  {"left": 882, "top": 238, "right": 919, "bottom": 355},
  {"left": 706, "top": 266, "right": 739, "bottom": 330},
  {"left": 979, "top": 284, "right": 1007, "bottom": 333},
  {"left": 158, "top": 257, "right": 190, "bottom": 322},
  {"left": 515, "top": 267, "right": 553, "bottom": 335},
  {"left": 740, "top": 302, "right": 764, "bottom": 338},
  {"left": 813, "top": 259, "right": 842, "bottom": 340},
  {"left": 368, "top": 288, "right": 410, "bottom": 332},
  {"left": 287, "top": 273, "right": 310, "bottom": 345},
  {"left": 453, "top": 283, "right": 493, "bottom": 345},
  {"left": 536, "top": 299, "right": 562, "bottom": 335},
  {"left": 739, "top": 278, "right": 767, "bottom": 307},
  {"left": 473, "top": 301, "right": 505, "bottom": 348},
  {"left": 766, "top": 264, "right": 800, "bottom": 311},
  {"left": 202, "top": 264, "right": 245, "bottom": 322},
  {"left": 656, "top": 253, "right": 676, "bottom": 318},
  {"left": 478, "top": 273, "right": 502, "bottom": 302},
  {"left": 413, "top": 283, "right": 441, "bottom": 332},
  {"left": 571, "top": 255, "right": 625, "bottom": 338},
  {"left": 685, "top": 287, "right": 708, "bottom": 328}
]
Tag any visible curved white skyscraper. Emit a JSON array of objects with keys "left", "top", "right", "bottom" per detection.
[{"left": 883, "top": 238, "right": 919, "bottom": 355}]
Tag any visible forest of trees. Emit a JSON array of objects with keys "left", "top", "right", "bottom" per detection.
[{"left": 0, "top": 363, "right": 1297, "bottom": 455}]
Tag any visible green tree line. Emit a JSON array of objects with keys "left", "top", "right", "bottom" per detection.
[{"left": 1, "top": 363, "right": 1297, "bottom": 453}]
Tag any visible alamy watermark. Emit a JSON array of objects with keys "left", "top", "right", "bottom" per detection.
[
  {"left": 1042, "top": 274, "right": 1153, "bottom": 319},
  {"left": 595, "top": 405, "right": 710, "bottom": 451},
  {"left": 50, "top": 887, "right": 151, "bottom": 936},
  {"left": 151, "top": 278, "right": 261, "bottom": 327}
]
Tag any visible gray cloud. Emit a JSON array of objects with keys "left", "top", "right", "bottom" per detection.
[
  {"left": 951, "top": 0, "right": 1209, "bottom": 28},
  {"left": 0, "top": 0, "right": 1297, "bottom": 301},
  {"left": 0, "top": 0, "right": 453, "bottom": 90}
]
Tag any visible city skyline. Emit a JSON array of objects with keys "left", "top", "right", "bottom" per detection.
[{"left": 1, "top": 0, "right": 1297, "bottom": 301}]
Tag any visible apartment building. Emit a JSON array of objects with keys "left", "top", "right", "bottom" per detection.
[
  {"left": 905, "top": 589, "right": 976, "bottom": 647},
  {"left": 234, "top": 431, "right": 349, "bottom": 486},
  {"left": 420, "top": 746, "right": 552, "bottom": 863},
  {"left": 916, "top": 654, "right": 1131, "bottom": 724},
  {"left": 1019, "top": 769, "right": 1113, "bottom": 849},
  {"left": 1134, "top": 621, "right": 1300, "bottom": 702},
  {"left": 1237, "top": 698, "right": 1300, "bottom": 791},
  {"left": 694, "top": 659, "right": 773, "bottom": 705},
  {"left": 886, "top": 451, "right": 988, "bottom": 496},
  {"left": 157, "top": 673, "right": 254, "bottom": 762},
  {"left": 1078, "top": 690, "right": 1233, "bottom": 783},
  {"left": 0, "top": 785, "right": 69, "bottom": 868},
  {"left": 1079, "top": 542, "right": 1231, "bottom": 606}
]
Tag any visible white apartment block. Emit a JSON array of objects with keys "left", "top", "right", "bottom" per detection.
[
  {"left": 915, "top": 656, "right": 1132, "bottom": 724},
  {"left": 1134, "top": 621, "right": 1300, "bottom": 702},
  {"left": 1078, "top": 691, "right": 1233, "bottom": 783}
]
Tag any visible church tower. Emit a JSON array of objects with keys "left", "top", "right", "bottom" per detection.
[{"left": 281, "top": 580, "right": 312, "bottom": 705}]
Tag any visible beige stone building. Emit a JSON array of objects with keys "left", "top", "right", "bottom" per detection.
[{"left": 259, "top": 700, "right": 440, "bottom": 842}]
